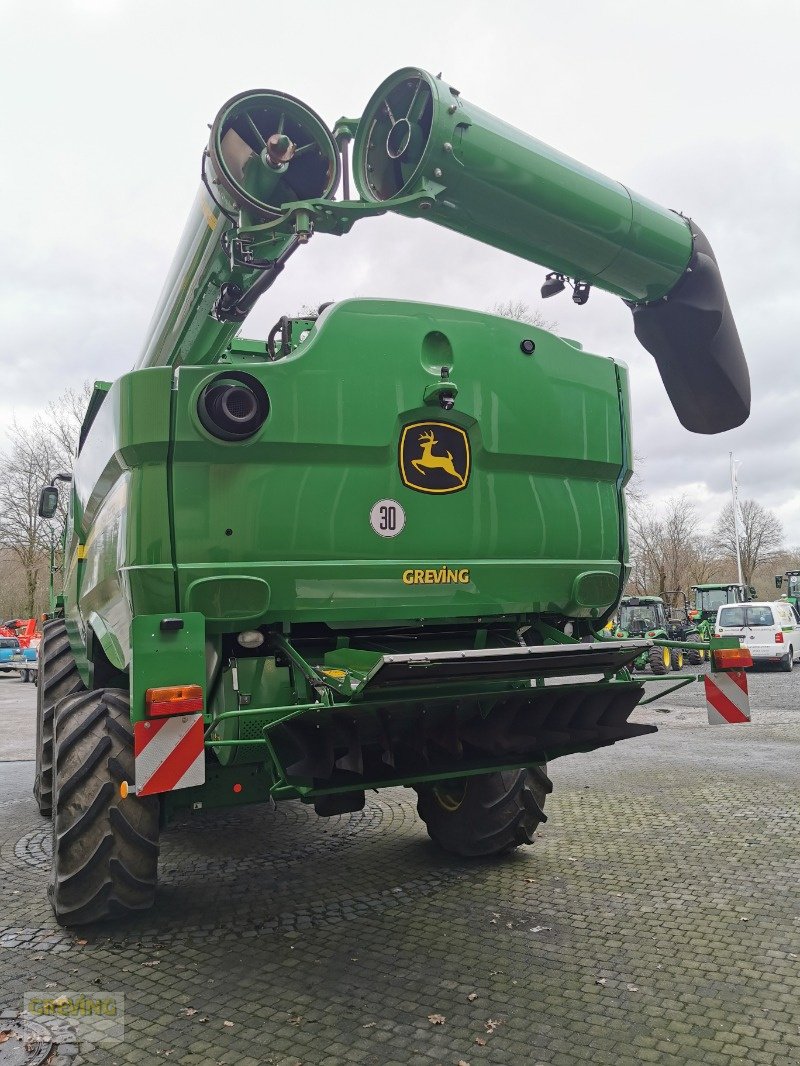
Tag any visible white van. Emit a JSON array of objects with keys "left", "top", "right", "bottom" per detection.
[{"left": 715, "top": 600, "right": 800, "bottom": 671}]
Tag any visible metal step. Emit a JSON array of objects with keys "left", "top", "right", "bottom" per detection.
[{"left": 356, "top": 639, "right": 651, "bottom": 693}]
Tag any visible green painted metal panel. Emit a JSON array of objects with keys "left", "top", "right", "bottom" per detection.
[
  {"left": 167, "top": 299, "right": 629, "bottom": 625},
  {"left": 67, "top": 369, "right": 176, "bottom": 669},
  {"left": 130, "top": 612, "right": 206, "bottom": 724}
]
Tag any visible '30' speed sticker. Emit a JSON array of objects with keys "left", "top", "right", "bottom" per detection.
[{"left": 370, "top": 499, "right": 406, "bottom": 538}]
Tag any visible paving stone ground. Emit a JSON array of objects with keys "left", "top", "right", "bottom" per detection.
[{"left": 0, "top": 670, "right": 798, "bottom": 1065}]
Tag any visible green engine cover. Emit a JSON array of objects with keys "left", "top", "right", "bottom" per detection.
[{"left": 70, "top": 299, "right": 631, "bottom": 665}]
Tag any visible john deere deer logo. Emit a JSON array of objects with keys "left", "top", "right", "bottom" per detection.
[{"left": 399, "top": 421, "right": 470, "bottom": 494}]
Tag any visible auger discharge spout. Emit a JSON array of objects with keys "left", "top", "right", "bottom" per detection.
[
  {"left": 352, "top": 67, "right": 749, "bottom": 434},
  {"left": 135, "top": 90, "right": 339, "bottom": 370}
]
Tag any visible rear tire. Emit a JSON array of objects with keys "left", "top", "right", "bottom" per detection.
[
  {"left": 782, "top": 647, "right": 794, "bottom": 672},
  {"left": 50, "top": 688, "right": 159, "bottom": 926},
  {"left": 686, "top": 633, "right": 702, "bottom": 665},
  {"left": 649, "top": 645, "right": 670, "bottom": 675},
  {"left": 415, "top": 766, "right": 551, "bottom": 858},
  {"left": 34, "top": 620, "right": 84, "bottom": 817}
]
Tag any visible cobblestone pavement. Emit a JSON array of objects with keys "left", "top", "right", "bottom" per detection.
[{"left": 0, "top": 673, "right": 798, "bottom": 1065}]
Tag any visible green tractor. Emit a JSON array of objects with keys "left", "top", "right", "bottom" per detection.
[
  {"left": 613, "top": 596, "right": 685, "bottom": 675},
  {"left": 776, "top": 571, "right": 800, "bottom": 620},
  {"left": 34, "top": 68, "right": 749, "bottom": 924},
  {"left": 689, "top": 583, "right": 754, "bottom": 642},
  {"left": 663, "top": 591, "right": 706, "bottom": 666}
]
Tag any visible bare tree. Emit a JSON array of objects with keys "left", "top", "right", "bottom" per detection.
[
  {"left": 0, "top": 420, "right": 52, "bottom": 615},
  {"left": 685, "top": 533, "right": 726, "bottom": 587},
  {"left": 490, "top": 300, "right": 557, "bottom": 331},
  {"left": 712, "top": 498, "right": 784, "bottom": 586},
  {"left": 0, "top": 383, "right": 90, "bottom": 617},
  {"left": 39, "top": 383, "right": 92, "bottom": 474},
  {"left": 627, "top": 493, "right": 726, "bottom": 599}
]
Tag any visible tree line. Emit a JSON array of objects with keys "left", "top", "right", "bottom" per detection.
[
  {"left": 0, "top": 384, "right": 90, "bottom": 620},
  {"left": 626, "top": 491, "right": 796, "bottom": 603}
]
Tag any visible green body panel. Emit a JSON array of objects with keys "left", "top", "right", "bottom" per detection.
[
  {"left": 130, "top": 613, "right": 206, "bottom": 724},
  {"left": 66, "top": 369, "right": 176, "bottom": 678},
  {"left": 58, "top": 296, "right": 648, "bottom": 805},
  {"left": 68, "top": 300, "right": 630, "bottom": 667},
  {"left": 168, "top": 300, "right": 630, "bottom": 628},
  {"left": 353, "top": 68, "right": 693, "bottom": 303}
]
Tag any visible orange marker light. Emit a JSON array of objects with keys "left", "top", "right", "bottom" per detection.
[
  {"left": 233, "top": 783, "right": 243, "bottom": 794},
  {"left": 712, "top": 647, "right": 753, "bottom": 670},
  {"left": 145, "top": 684, "right": 204, "bottom": 717}
]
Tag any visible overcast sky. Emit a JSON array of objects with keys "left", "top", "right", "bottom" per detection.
[{"left": 1, "top": 0, "right": 798, "bottom": 542}]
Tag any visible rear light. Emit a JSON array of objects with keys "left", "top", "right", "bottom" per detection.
[
  {"left": 775, "top": 631, "right": 784, "bottom": 643},
  {"left": 713, "top": 647, "right": 753, "bottom": 669},
  {"left": 145, "top": 684, "right": 203, "bottom": 717}
]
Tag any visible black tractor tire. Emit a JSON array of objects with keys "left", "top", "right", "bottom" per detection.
[
  {"left": 781, "top": 646, "right": 794, "bottom": 673},
  {"left": 50, "top": 688, "right": 159, "bottom": 926},
  {"left": 415, "top": 766, "right": 551, "bottom": 858},
  {"left": 671, "top": 648, "right": 684, "bottom": 671},
  {"left": 686, "top": 633, "right": 703, "bottom": 665},
  {"left": 34, "top": 620, "right": 85, "bottom": 817},
  {"left": 649, "top": 645, "right": 671, "bottom": 675}
]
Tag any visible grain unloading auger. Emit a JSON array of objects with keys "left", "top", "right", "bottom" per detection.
[
  {"left": 37, "top": 69, "right": 751, "bottom": 925},
  {"left": 136, "top": 68, "right": 749, "bottom": 433}
]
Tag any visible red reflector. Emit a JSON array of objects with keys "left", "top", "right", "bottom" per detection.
[
  {"left": 145, "top": 684, "right": 204, "bottom": 717},
  {"left": 233, "top": 783, "right": 243, "bottom": 794},
  {"left": 713, "top": 648, "right": 753, "bottom": 670},
  {"left": 775, "top": 631, "right": 784, "bottom": 643}
]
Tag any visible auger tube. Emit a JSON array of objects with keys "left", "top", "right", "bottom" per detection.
[
  {"left": 135, "top": 90, "right": 339, "bottom": 371},
  {"left": 352, "top": 67, "right": 749, "bottom": 433}
]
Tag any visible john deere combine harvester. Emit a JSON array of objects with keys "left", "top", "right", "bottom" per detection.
[{"left": 36, "top": 68, "right": 750, "bottom": 924}]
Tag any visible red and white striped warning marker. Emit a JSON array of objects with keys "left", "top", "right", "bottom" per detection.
[
  {"left": 134, "top": 714, "right": 205, "bottom": 796},
  {"left": 704, "top": 670, "right": 751, "bottom": 724}
]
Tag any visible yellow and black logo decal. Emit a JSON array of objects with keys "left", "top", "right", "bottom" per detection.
[{"left": 399, "top": 421, "right": 470, "bottom": 494}]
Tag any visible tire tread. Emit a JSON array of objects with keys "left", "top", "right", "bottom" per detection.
[{"left": 50, "top": 687, "right": 159, "bottom": 926}]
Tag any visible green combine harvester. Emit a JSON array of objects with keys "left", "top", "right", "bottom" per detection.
[{"left": 36, "top": 68, "right": 750, "bottom": 924}]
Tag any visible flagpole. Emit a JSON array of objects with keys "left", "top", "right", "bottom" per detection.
[{"left": 730, "top": 451, "right": 744, "bottom": 587}]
